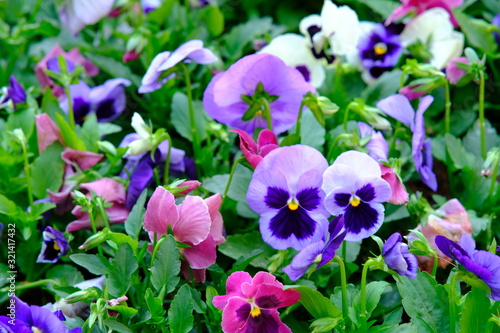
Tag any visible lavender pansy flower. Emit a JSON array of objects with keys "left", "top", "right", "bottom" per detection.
[
  {"left": 0, "top": 76, "right": 27, "bottom": 108},
  {"left": 322, "top": 150, "right": 392, "bottom": 242},
  {"left": 358, "top": 122, "right": 389, "bottom": 162},
  {"left": 283, "top": 215, "right": 347, "bottom": 281},
  {"left": 59, "top": 0, "right": 114, "bottom": 35},
  {"left": 59, "top": 79, "right": 131, "bottom": 124},
  {"left": 139, "top": 40, "right": 217, "bottom": 93},
  {"left": 383, "top": 233, "right": 418, "bottom": 279},
  {"left": 247, "top": 145, "right": 329, "bottom": 250},
  {"left": 203, "top": 53, "right": 315, "bottom": 135},
  {"left": 377, "top": 94, "right": 437, "bottom": 191},
  {"left": 36, "top": 226, "right": 69, "bottom": 263},
  {"left": 436, "top": 234, "right": 500, "bottom": 300}
]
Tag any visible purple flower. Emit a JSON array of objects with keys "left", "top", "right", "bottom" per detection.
[
  {"left": 358, "top": 23, "right": 403, "bottom": 80},
  {"left": 377, "top": 94, "right": 437, "bottom": 191},
  {"left": 283, "top": 215, "right": 347, "bottom": 281},
  {"left": 139, "top": 40, "right": 217, "bottom": 93},
  {"left": 322, "top": 150, "right": 392, "bottom": 242},
  {"left": 0, "top": 297, "right": 81, "bottom": 333},
  {"left": 36, "top": 226, "right": 69, "bottom": 263},
  {"left": 203, "top": 53, "right": 315, "bottom": 135},
  {"left": 58, "top": 0, "right": 114, "bottom": 35},
  {"left": 436, "top": 234, "right": 500, "bottom": 300},
  {"left": 247, "top": 145, "right": 329, "bottom": 250},
  {"left": 59, "top": 79, "right": 131, "bottom": 124},
  {"left": 494, "top": 14, "right": 500, "bottom": 45},
  {"left": 383, "top": 233, "right": 418, "bottom": 278},
  {"left": 6, "top": 76, "right": 27, "bottom": 105},
  {"left": 358, "top": 122, "right": 389, "bottom": 162},
  {"left": 141, "top": 0, "right": 161, "bottom": 13}
]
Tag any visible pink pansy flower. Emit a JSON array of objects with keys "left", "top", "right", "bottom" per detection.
[
  {"left": 144, "top": 187, "right": 225, "bottom": 282},
  {"left": 398, "top": 85, "right": 426, "bottom": 101},
  {"left": 387, "top": 0, "right": 463, "bottom": 27},
  {"left": 35, "top": 45, "right": 99, "bottom": 97},
  {"left": 213, "top": 271, "right": 300, "bottom": 333},
  {"left": 380, "top": 165, "right": 409, "bottom": 205},
  {"left": 446, "top": 57, "right": 470, "bottom": 85},
  {"left": 66, "top": 178, "right": 129, "bottom": 232},
  {"left": 231, "top": 129, "right": 279, "bottom": 168},
  {"left": 415, "top": 198, "right": 472, "bottom": 272},
  {"left": 35, "top": 114, "right": 64, "bottom": 153}
]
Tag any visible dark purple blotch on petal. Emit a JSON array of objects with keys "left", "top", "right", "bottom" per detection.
[
  {"left": 295, "top": 65, "right": 311, "bottom": 83},
  {"left": 334, "top": 193, "right": 351, "bottom": 207},
  {"left": 269, "top": 207, "right": 317, "bottom": 240},
  {"left": 296, "top": 188, "right": 321, "bottom": 211},
  {"left": 344, "top": 202, "right": 378, "bottom": 234},
  {"left": 255, "top": 295, "right": 280, "bottom": 308},
  {"left": 356, "top": 183, "right": 375, "bottom": 202},
  {"left": 265, "top": 187, "right": 289, "bottom": 209}
]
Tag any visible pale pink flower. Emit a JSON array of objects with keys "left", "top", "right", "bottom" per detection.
[{"left": 387, "top": 0, "right": 463, "bottom": 27}]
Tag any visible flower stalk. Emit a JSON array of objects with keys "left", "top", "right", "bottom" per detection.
[{"left": 479, "top": 70, "right": 486, "bottom": 159}]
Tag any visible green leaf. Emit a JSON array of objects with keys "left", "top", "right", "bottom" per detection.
[
  {"left": 361, "top": 70, "right": 403, "bottom": 105},
  {"left": 0, "top": 193, "right": 21, "bottom": 216},
  {"left": 310, "top": 317, "right": 341, "bottom": 332},
  {"left": 230, "top": 249, "right": 264, "bottom": 273},
  {"left": 202, "top": 5, "right": 224, "bottom": 36},
  {"left": 453, "top": 10, "right": 498, "bottom": 54},
  {"left": 145, "top": 288, "right": 166, "bottom": 324},
  {"left": 103, "top": 319, "right": 133, "bottom": 333},
  {"left": 189, "top": 287, "right": 207, "bottom": 314},
  {"left": 384, "top": 307, "right": 403, "bottom": 325},
  {"left": 85, "top": 53, "right": 141, "bottom": 86},
  {"left": 355, "top": 0, "right": 399, "bottom": 18},
  {"left": 80, "top": 113, "right": 100, "bottom": 152},
  {"left": 107, "top": 233, "right": 138, "bottom": 252},
  {"left": 459, "top": 287, "right": 490, "bottom": 333},
  {"left": 41, "top": 87, "right": 67, "bottom": 122},
  {"left": 30, "top": 142, "right": 65, "bottom": 198},
  {"left": 290, "top": 109, "right": 325, "bottom": 151},
  {"left": 46, "top": 265, "right": 84, "bottom": 286},
  {"left": 171, "top": 92, "right": 208, "bottom": 142},
  {"left": 108, "top": 243, "right": 138, "bottom": 297},
  {"left": 445, "top": 134, "right": 474, "bottom": 170},
  {"left": 150, "top": 235, "right": 181, "bottom": 294},
  {"left": 396, "top": 272, "right": 450, "bottom": 333},
  {"left": 463, "top": 119, "right": 500, "bottom": 158},
  {"left": 218, "top": 231, "right": 275, "bottom": 269},
  {"left": 296, "top": 285, "right": 341, "bottom": 319},
  {"left": 202, "top": 163, "right": 252, "bottom": 203},
  {"left": 168, "top": 284, "right": 194, "bottom": 333},
  {"left": 54, "top": 113, "right": 86, "bottom": 150},
  {"left": 280, "top": 133, "right": 301, "bottom": 147},
  {"left": 353, "top": 281, "right": 389, "bottom": 316},
  {"left": 70, "top": 253, "right": 110, "bottom": 275},
  {"left": 223, "top": 17, "right": 276, "bottom": 60},
  {"left": 124, "top": 189, "right": 147, "bottom": 240},
  {"left": 5, "top": 107, "right": 35, "bottom": 140}
]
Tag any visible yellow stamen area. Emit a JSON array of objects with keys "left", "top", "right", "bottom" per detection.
[
  {"left": 374, "top": 42, "right": 387, "bottom": 55},
  {"left": 350, "top": 197, "right": 361, "bottom": 207},
  {"left": 32, "top": 327, "right": 42, "bottom": 333},
  {"left": 53, "top": 241, "right": 61, "bottom": 251},
  {"left": 288, "top": 202, "right": 299, "bottom": 211},
  {"left": 250, "top": 307, "right": 261, "bottom": 318}
]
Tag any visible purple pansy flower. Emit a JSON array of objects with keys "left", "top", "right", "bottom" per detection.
[
  {"left": 58, "top": 0, "right": 114, "bottom": 35},
  {"left": 377, "top": 94, "right": 437, "bottom": 191},
  {"left": 322, "top": 150, "right": 392, "bottom": 242},
  {"left": 383, "top": 233, "right": 418, "bottom": 278},
  {"left": 59, "top": 79, "right": 131, "bottom": 124},
  {"left": 0, "top": 297, "right": 81, "bottom": 333},
  {"left": 203, "top": 53, "right": 315, "bottom": 135},
  {"left": 36, "top": 226, "right": 70, "bottom": 263},
  {"left": 247, "top": 145, "right": 329, "bottom": 250},
  {"left": 5, "top": 76, "right": 27, "bottom": 105},
  {"left": 283, "top": 215, "right": 347, "bottom": 281},
  {"left": 436, "top": 234, "right": 500, "bottom": 300},
  {"left": 139, "top": 40, "right": 217, "bottom": 93},
  {"left": 358, "top": 122, "right": 389, "bottom": 162},
  {"left": 358, "top": 23, "right": 403, "bottom": 80}
]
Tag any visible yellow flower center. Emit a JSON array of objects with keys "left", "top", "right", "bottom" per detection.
[
  {"left": 288, "top": 201, "right": 299, "bottom": 210},
  {"left": 250, "top": 307, "right": 261, "bottom": 317},
  {"left": 32, "top": 328, "right": 42, "bottom": 333},
  {"left": 53, "top": 241, "right": 60, "bottom": 251},
  {"left": 374, "top": 42, "right": 387, "bottom": 55},
  {"left": 350, "top": 196, "right": 361, "bottom": 207}
]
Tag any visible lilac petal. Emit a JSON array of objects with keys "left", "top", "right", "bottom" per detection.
[
  {"left": 283, "top": 241, "right": 325, "bottom": 281},
  {"left": 376, "top": 94, "right": 416, "bottom": 130},
  {"left": 459, "top": 233, "right": 477, "bottom": 257},
  {"left": 46, "top": 56, "right": 76, "bottom": 74},
  {"left": 13, "top": 297, "right": 32, "bottom": 326},
  {"left": 36, "top": 226, "right": 69, "bottom": 263},
  {"left": 416, "top": 140, "right": 438, "bottom": 191},
  {"left": 473, "top": 251, "right": 500, "bottom": 300},
  {"left": 344, "top": 202, "right": 385, "bottom": 242},
  {"left": 383, "top": 233, "right": 403, "bottom": 257},
  {"left": 185, "top": 48, "right": 218, "bottom": 65},
  {"left": 139, "top": 51, "right": 173, "bottom": 93},
  {"left": 157, "top": 40, "right": 205, "bottom": 71},
  {"left": 28, "top": 304, "right": 68, "bottom": 333},
  {"left": 354, "top": 177, "right": 392, "bottom": 203},
  {"left": 247, "top": 169, "right": 290, "bottom": 214}
]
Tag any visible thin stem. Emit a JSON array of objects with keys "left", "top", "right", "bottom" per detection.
[
  {"left": 21, "top": 140, "right": 34, "bottom": 209},
  {"left": 342, "top": 241, "right": 347, "bottom": 261},
  {"left": 96, "top": 199, "right": 111, "bottom": 230},
  {"left": 87, "top": 205, "right": 103, "bottom": 257},
  {"left": 65, "top": 85, "right": 75, "bottom": 130},
  {"left": 295, "top": 101, "right": 305, "bottom": 137},
  {"left": 360, "top": 261, "right": 370, "bottom": 317},
  {"left": 0, "top": 279, "right": 58, "bottom": 293},
  {"left": 163, "top": 132, "right": 173, "bottom": 186},
  {"left": 444, "top": 81, "right": 451, "bottom": 134},
  {"left": 449, "top": 273, "right": 459, "bottom": 333},
  {"left": 343, "top": 105, "right": 353, "bottom": 132},
  {"left": 479, "top": 70, "right": 486, "bottom": 159},
  {"left": 261, "top": 98, "right": 273, "bottom": 132},
  {"left": 222, "top": 156, "right": 245, "bottom": 205},
  {"left": 333, "top": 256, "right": 350, "bottom": 328},
  {"left": 431, "top": 251, "right": 439, "bottom": 277}
]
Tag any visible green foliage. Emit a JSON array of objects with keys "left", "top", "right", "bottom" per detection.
[
  {"left": 30, "top": 142, "right": 64, "bottom": 198},
  {"left": 168, "top": 284, "right": 194, "bottom": 333},
  {"left": 108, "top": 243, "right": 139, "bottom": 297},
  {"left": 150, "top": 235, "right": 181, "bottom": 294}
]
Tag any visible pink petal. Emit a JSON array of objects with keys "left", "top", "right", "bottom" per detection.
[
  {"left": 212, "top": 271, "right": 252, "bottom": 310},
  {"left": 241, "top": 271, "right": 284, "bottom": 299},
  {"left": 182, "top": 235, "right": 216, "bottom": 269},
  {"left": 254, "top": 284, "right": 301, "bottom": 308},
  {"left": 446, "top": 57, "right": 469, "bottom": 85},
  {"left": 180, "top": 261, "right": 207, "bottom": 283},
  {"left": 35, "top": 114, "right": 64, "bottom": 153},
  {"left": 380, "top": 165, "right": 409, "bottom": 205},
  {"left": 204, "top": 193, "right": 225, "bottom": 245},
  {"left": 399, "top": 85, "right": 426, "bottom": 101},
  {"left": 231, "top": 129, "right": 260, "bottom": 167},
  {"left": 144, "top": 187, "right": 179, "bottom": 235},
  {"left": 80, "top": 178, "right": 126, "bottom": 203},
  {"left": 62, "top": 148, "right": 103, "bottom": 171},
  {"left": 174, "top": 195, "right": 211, "bottom": 245},
  {"left": 177, "top": 180, "right": 202, "bottom": 195},
  {"left": 106, "top": 204, "right": 130, "bottom": 224},
  {"left": 257, "top": 129, "right": 278, "bottom": 148}
]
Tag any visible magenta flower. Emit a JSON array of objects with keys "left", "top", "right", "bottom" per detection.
[
  {"left": 380, "top": 165, "right": 409, "bottom": 205},
  {"left": 322, "top": 151, "right": 392, "bottom": 241},
  {"left": 66, "top": 178, "right": 129, "bottom": 232},
  {"left": 35, "top": 114, "right": 64, "bottom": 153},
  {"left": 387, "top": 0, "right": 463, "bottom": 27},
  {"left": 446, "top": 57, "right": 470, "bottom": 85},
  {"left": 213, "top": 271, "right": 300, "bottom": 333},
  {"left": 58, "top": 0, "right": 114, "bottom": 35},
  {"left": 398, "top": 85, "right": 426, "bottom": 101},
  {"left": 247, "top": 145, "right": 330, "bottom": 250},
  {"left": 203, "top": 53, "right": 315, "bottom": 135},
  {"left": 231, "top": 129, "right": 279, "bottom": 168},
  {"left": 383, "top": 233, "right": 418, "bottom": 279},
  {"left": 139, "top": 40, "right": 217, "bottom": 93}
]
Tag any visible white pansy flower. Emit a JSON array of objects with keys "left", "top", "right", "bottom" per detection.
[{"left": 127, "top": 113, "right": 154, "bottom": 155}]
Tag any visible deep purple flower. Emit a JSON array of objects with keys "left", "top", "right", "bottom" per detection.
[
  {"left": 377, "top": 94, "right": 437, "bottom": 191},
  {"left": 6, "top": 76, "right": 27, "bottom": 105},
  {"left": 0, "top": 297, "right": 81, "bottom": 333},
  {"left": 247, "top": 145, "right": 329, "bottom": 250},
  {"left": 36, "top": 226, "right": 70, "bottom": 263},
  {"left": 59, "top": 79, "right": 131, "bottom": 124},
  {"left": 383, "top": 233, "right": 418, "bottom": 278},
  {"left": 283, "top": 215, "right": 347, "bottom": 281},
  {"left": 358, "top": 122, "right": 389, "bottom": 162},
  {"left": 436, "top": 234, "right": 500, "bottom": 300},
  {"left": 203, "top": 53, "right": 315, "bottom": 135},
  {"left": 119, "top": 134, "right": 186, "bottom": 208},
  {"left": 322, "top": 150, "right": 392, "bottom": 242},
  {"left": 492, "top": 14, "right": 500, "bottom": 45},
  {"left": 358, "top": 23, "right": 403, "bottom": 80},
  {"left": 139, "top": 40, "right": 217, "bottom": 93}
]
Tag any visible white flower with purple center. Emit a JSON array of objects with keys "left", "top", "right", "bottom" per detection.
[
  {"left": 322, "top": 150, "right": 392, "bottom": 242},
  {"left": 247, "top": 145, "right": 329, "bottom": 250}
]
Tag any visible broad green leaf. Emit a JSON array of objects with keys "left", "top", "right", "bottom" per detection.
[
  {"left": 171, "top": 92, "right": 208, "bottom": 142},
  {"left": 459, "top": 287, "right": 490, "bottom": 333},
  {"left": 145, "top": 288, "right": 166, "bottom": 324},
  {"left": 0, "top": 193, "right": 20, "bottom": 216},
  {"left": 463, "top": 119, "right": 500, "bottom": 158},
  {"left": 54, "top": 113, "right": 86, "bottom": 150},
  {"left": 202, "top": 5, "right": 224, "bottom": 36},
  {"left": 46, "top": 265, "right": 84, "bottom": 286},
  {"left": 202, "top": 163, "right": 252, "bottom": 203},
  {"left": 355, "top": 0, "right": 399, "bottom": 18},
  {"left": 41, "top": 88, "right": 67, "bottom": 122},
  {"left": 80, "top": 113, "right": 99, "bottom": 152},
  {"left": 5, "top": 107, "right": 35, "bottom": 140},
  {"left": 168, "top": 284, "right": 194, "bottom": 333},
  {"left": 218, "top": 231, "right": 275, "bottom": 268},
  {"left": 103, "top": 319, "right": 133, "bottom": 333},
  {"left": 30, "top": 142, "right": 65, "bottom": 198},
  {"left": 230, "top": 249, "right": 264, "bottom": 273},
  {"left": 190, "top": 287, "right": 207, "bottom": 314},
  {"left": 396, "top": 272, "right": 450, "bottom": 333},
  {"left": 70, "top": 253, "right": 110, "bottom": 275},
  {"left": 223, "top": 17, "right": 275, "bottom": 59},
  {"left": 353, "top": 281, "right": 389, "bottom": 316},
  {"left": 124, "top": 189, "right": 147, "bottom": 240},
  {"left": 445, "top": 134, "right": 474, "bottom": 170},
  {"left": 384, "top": 307, "right": 403, "bottom": 325},
  {"left": 150, "top": 235, "right": 181, "bottom": 294},
  {"left": 296, "top": 285, "right": 341, "bottom": 319},
  {"left": 454, "top": 10, "right": 498, "bottom": 54},
  {"left": 107, "top": 233, "right": 138, "bottom": 252},
  {"left": 280, "top": 133, "right": 301, "bottom": 147},
  {"left": 361, "top": 70, "right": 402, "bottom": 106},
  {"left": 107, "top": 243, "right": 138, "bottom": 297}
]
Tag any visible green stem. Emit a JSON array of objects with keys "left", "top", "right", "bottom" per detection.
[
  {"left": 389, "top": 122, "right": 401, "bottom": 154},
  {"left": 150, "top": 235, "right": 163, "bottom": 265},
  {"left": 96, "top": 199, "right": 111, "bottom": 230},
  {"left": 449, "top": 273, "right": 459, "bottom": 333},
  {"left": 479, "top": 70, "right": 486, "bottom": 159},
  {"left": 326, "top": 133, "right": 352, "bottom": 163},
  {"left": 360, "top": 259, "right": 375, "bottom": 318},
  {"left": 333, "top": 256, "right": 351, "bottom": 328},
  {"left": 431, "top": 251, "right": 439, "bottom": 277},
  {"left": 222, "top": 156, "right": 245, "bottom": 205},
  {"left": 181, "top": 63, "right": 202, "bottom": 176},
  {"left": 87, "top": 205, "right": 103, "bottom": 257},
  {"left": 30, "top": 0, "right": 43, "bottom": 21},
  {"left": 163, "top": 132, "right": 173, "bottom": 186},
  {"left": 261, "top": 98, "right": 273, "bottom": 132},
  {"left": 444, "top": 81, "right": 451, "bottom": 134},
  {"left": 343, "top": 104, "right": 353, "bottom": 132},
  {"left": 342, "top": 241, "right": 347, "bottom": 261},
  {"left": 295, "top": 101, "right": 305, "bottom": 137},
  {"left": 65, "top": 85, "right": 75, "bottom": 130},
  {"left": 21, "top": 140, "right": 34, "bottom": 209},
  {"left": 0, "top": 279, "right": 58, "bottom": 293}
]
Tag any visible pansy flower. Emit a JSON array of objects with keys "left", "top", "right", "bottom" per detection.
[
  {"left": 436, "top": 234, "right": 500, "bottom": 300},
  {"left": 322, "top": 150, "right": 392, "bottom": 242},
  {"left": 358, "top": 122, "right": 389, "bottom": 162},
  {"left": 283, "top": 215, "right": 347, "bottom": 281},
  {"left": 141, "top": 0, "right": 161, "bottom": 13},
  {"left": 383, "top": 233, "right": 418, "bottom": 278},
  {"left": 213, "top": 271, "right": 300, "bottom": 333},
  {"left": 58, "top": 0, "right": 115, "bottom": 35},
  {"left": 247, "top": 145, "right": 329, "bottom": 250},
  {"left": 380, "top": 165, "right": 409, "bottom": 205},
  {"left": 445, "top": 57, "right": 470, "bottom": 85},
  {"left": 0, "top": 76, "right": 26, "bottom": 108},
  {"left": 203, "top": 53, "right": 315, "bottom": 135},
  {"left": 139, "top": 40, "right": 217, "bottom": 93},
  {"left": 377, "top": 94, "right": 437, "bottom": 191},
  {"left": 231, "top": 129, "right": 278, "bottom": 168},
  {"left": 387, "top": 0, "right": 463, "bottom": 27},
  {"left": 36, "top": 226, "right": 69, "bottom": 263}
]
